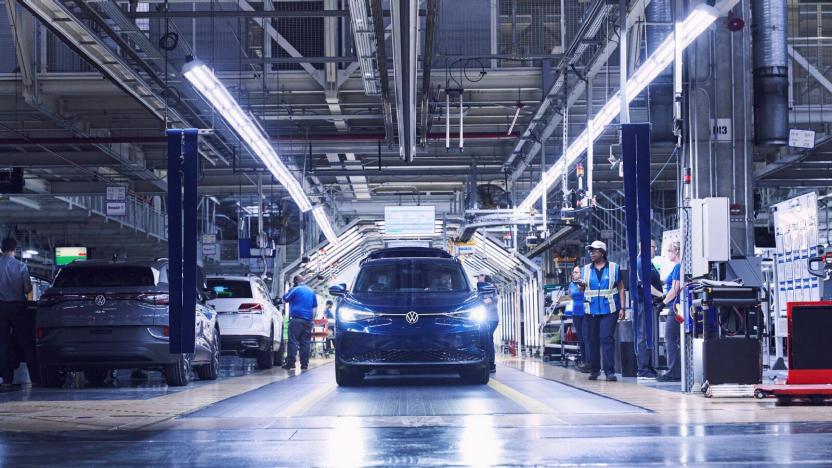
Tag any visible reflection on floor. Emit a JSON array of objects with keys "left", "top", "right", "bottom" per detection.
[{"left": 2, "top": 355, "right": 832, "bottom": 466}]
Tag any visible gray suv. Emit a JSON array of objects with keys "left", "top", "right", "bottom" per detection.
[{"left": 36, "top": 259, "right": 220, "bottom": 387}]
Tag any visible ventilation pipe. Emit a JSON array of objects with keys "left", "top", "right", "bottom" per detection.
[
  {"left": 646, "top": 0, "right": 674, "bottom": 142},
  {"left": 752, "top": 0, "right": 788, "bottom": 146}
]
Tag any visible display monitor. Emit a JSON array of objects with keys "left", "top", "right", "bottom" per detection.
[{"left": 55, "top": 246, "right": 87, "bottom": 265}]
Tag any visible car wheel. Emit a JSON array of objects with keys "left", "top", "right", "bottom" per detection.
[
  {"left": 165, "top": 353, "right": 192, "bottom": 387},
  {"left": 84, "top": 369, "right": 111, "bottom": 387},
  {"left": 335, "top": 366, "right": 362, "bottom": 386},
  {"left": 460, "top": 365, "right": 490, "bottom": 385},
  {"left": 256, "top": 331, "right": 274, "bottom": 369},
  {"left": 196, "top": 328, "right": 220, "bottom": 381},
  {"left": 38, "top": 365, "right": 66, "bottom": 388},
  {"left": 273, "top": 339, "right": 285, "bottom": 367}
]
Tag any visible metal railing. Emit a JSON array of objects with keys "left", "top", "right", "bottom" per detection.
[{"left": 56, "top": 194, "right": 167, "bottom": 241}]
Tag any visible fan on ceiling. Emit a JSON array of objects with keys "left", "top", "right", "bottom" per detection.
[
  {"left": 476, "top": 184, "right": 510, "bottom": 209},
  {"left": 267, "top": 197, "right": 302, "bottom": 246}
]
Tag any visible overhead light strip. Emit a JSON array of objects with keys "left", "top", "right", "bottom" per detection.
[
  {"left": 516, "top": 5, "right": 719, "bottom": 212},
  {"left": 182, "top": 60, "right": 339, "bottom": 244}
]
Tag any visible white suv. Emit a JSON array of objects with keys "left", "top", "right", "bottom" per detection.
[{"left": 207, "top": 275, "right": 284, "bottom": 369}]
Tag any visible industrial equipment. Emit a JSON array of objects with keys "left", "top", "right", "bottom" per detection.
[{"left": 690, "top": 281, "right": 763, "bottom": 397}]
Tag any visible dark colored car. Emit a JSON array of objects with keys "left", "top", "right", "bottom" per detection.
[
  {"left": 329, "top": 247, "right": 495, "bottom": 386},
  {"left": 35, "top": 259, "right": 220, "bottom": 387}
]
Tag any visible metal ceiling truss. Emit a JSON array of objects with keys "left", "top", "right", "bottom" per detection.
[{"left": 391, "top": 0, "right": 418, "bottom": 162}]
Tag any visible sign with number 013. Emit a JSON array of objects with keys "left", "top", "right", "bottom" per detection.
[{"left": 710, "top": 118, "right": 732, "bottom": 142}]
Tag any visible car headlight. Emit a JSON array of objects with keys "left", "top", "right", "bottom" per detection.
[
  {"left": 338, "top": 305, "right": 375, "bottom": 322},
  {"left": 461, "top": 305, "right": 487, "bottom": 322}
]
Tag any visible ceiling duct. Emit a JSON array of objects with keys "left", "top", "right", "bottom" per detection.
[
  {"left": 391, "top": 0, "right": 418, "bottom": 162},
  {"left": 752, "top": 0, "right": 788, "bottom": 146}
]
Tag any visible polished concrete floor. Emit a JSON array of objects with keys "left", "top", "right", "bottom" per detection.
[{"left": 2, "top": 356, "right": 832, "bottom": 466}]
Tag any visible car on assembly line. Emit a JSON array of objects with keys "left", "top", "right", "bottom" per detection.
[
  {"left": 329, "top": 247, "right": 495, "bottom": 386},
  {"left": 35, "top": 259, "right": 221, "bottom": 387},
  {"left": 206, "top": 275, "right": 284, "bottom": 369}
]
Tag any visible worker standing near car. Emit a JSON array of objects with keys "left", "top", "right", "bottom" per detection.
[
  {"left": 282, "top": 275, "right": 317, "bottom": 371},
  {"left": 476, "top": 270, "right": 499, "bottom": 374},
  {"left": 0, "top": 238, "right": 33, "bottom": 389},
  {"left": 581, "top": 240, "right": 625, "bottom": 382}
]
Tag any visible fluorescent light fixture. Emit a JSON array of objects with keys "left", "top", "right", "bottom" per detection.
[
  {"left": 516, "top": 4, "right": 719, "bottom": 212},
  {"left": 312, "top": 206, "right": 340, "bottom": 245},
  {"left": 183, "top": 60, "right": 340, "bottom": 244}
]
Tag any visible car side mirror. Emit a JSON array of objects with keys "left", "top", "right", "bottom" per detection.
[
  {"left": 329, "top": 283, "right": 347, "bottom": 297},
  {"left": 203, "top": 289, "right": 218, "bottom": 301},
  {"left": 477, "top": 282, "right": 496, "bottom": 295},
  {"left": 273, "top": 297, "right": 284, "bottom": 306}
]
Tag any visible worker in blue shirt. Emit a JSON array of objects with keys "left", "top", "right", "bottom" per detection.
[
  {"left": 658, "top": 241, "right": 683, "bottom": 382},
  {"left": 580, "top": 240, "right": 625, "bottom": 381},
  {"left": 635, "top": 239, "right": 664, "bottom": 378},
  {"left": 565, "top": 265, "right": 589, "bottom": 372},
  {"left": 282, "top": 275, "right": 318, "bottom": 370}
]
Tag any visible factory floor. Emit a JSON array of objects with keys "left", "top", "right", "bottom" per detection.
[{"left": 1, "top": 355, "right": 832, "bottom": 466}]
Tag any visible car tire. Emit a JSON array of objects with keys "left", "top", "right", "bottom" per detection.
[
  {"left": 196, "top": 328, "right": 220, "bottom": 381},
  {"left": 335, "top": 366, "right": 362, "bottom": 386},
  {"left": 256, "top": 331, "right": 274, "bottom": 369},
  {"left": 460, "top": 365, "right": 490, "bottom": 385},
  {"left": 273, "top": 339, "right": 285, "bottom": 367},
  {"left": 165, "top": 353, "right": 192, "bottom": 387},
  {"left": 38, "top": 365, "right": 66, "bottom": 388},
  {"left": 84, "top": 369, "right": 110, "bottom": 387}
]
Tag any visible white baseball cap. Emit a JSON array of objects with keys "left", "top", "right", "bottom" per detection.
[
  {"left": 586, "top": 240, "right": 607, "bottom": 252},
  {"left": 474, "top": 269, "right": 491, "bottom": 277}
]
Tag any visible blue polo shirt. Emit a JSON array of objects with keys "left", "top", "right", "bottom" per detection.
[{"left": 282, "top": 284, "right": 318, "bottom": 320}]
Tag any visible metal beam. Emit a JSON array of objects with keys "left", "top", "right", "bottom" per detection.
[
  {"left": 788, "top": 45, "right": 832, "bottom": 95},
  {"left": 238, "top": 0, "right": 326, "bottom": 88},
  {"left": 125, "top": 10, "right": 350, "bottom": 18}
]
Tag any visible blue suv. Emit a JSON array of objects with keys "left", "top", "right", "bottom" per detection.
[{"left": 329, "top": 247, "right": 495, "bottom": 386}]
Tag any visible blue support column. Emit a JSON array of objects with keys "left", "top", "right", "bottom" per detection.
[
  {"left": 167, "top": 129, "right": 199, "bottom": 354},
  {"left": 621, "top": 123, "right": 654, "bottom": 355}
]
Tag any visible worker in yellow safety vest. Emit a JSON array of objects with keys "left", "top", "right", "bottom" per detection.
[{"left": 579, "top": 240, "right": 626, "bottom": 382}]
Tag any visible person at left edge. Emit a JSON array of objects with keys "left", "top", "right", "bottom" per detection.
[
  {"left": 0, "top": 238, "right": 33, "bottom": 389},
  {"left": 282, "top": 275, "right": 317, "bottom": 370}
]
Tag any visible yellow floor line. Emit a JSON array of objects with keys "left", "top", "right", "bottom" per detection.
[
  {"left": 488, "top": 378, "right": 552, "bottom": 414},
  {"left": 276, "top": 383, "right": 337, "bottom": 418}
]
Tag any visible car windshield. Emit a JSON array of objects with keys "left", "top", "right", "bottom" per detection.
[
  {"left": 207, "top": 279, "right": 253, "bottom": 299},
  {"left": 353, "top": 260, "right": 469, "bottom": 293},
  {"left": 53, "top": 266, "right": 157, "bottom": 287}
]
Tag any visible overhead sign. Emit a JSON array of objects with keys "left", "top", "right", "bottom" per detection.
[
  {"left": 452, "top": 240, "right": 477, "bottom": 256},
  {"left": 789, "top": 129, "right": 815, "bottom": 149},
  {"left": 55, "top": 246, "right": 87, "bottom": 266},
  {"left": 106, "top": 186, "right": 127, "bottom": 201},
  {"left": 106, "top": 201, "right": 126, "bottom": 216},
  {"left": 202, "top": 244, "right": 218, "bottom": 256},
  {"left": 105, "top": 186, "right": 127, "bottom": 216},
  {"left": 710, "top": 118, "right": 732, "bottom": 142},
  {"left": 384, "top": 205, "right": 436, "bottom": 236}
]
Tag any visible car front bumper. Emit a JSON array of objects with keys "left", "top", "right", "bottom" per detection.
[{"left": 336, "top": 316, "right": 487, "bottom": 368}]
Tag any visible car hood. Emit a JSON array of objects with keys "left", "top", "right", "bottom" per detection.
[{"left": 344, "top": 291, "right": 480, "bottom": 312}]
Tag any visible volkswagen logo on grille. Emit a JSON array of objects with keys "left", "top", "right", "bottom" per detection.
[
  {"left": 94, "top": 295, "right": 107, "bottom": 307},
  {"left": 405, "top": 311, "right": 419, "bottom": 325}
]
